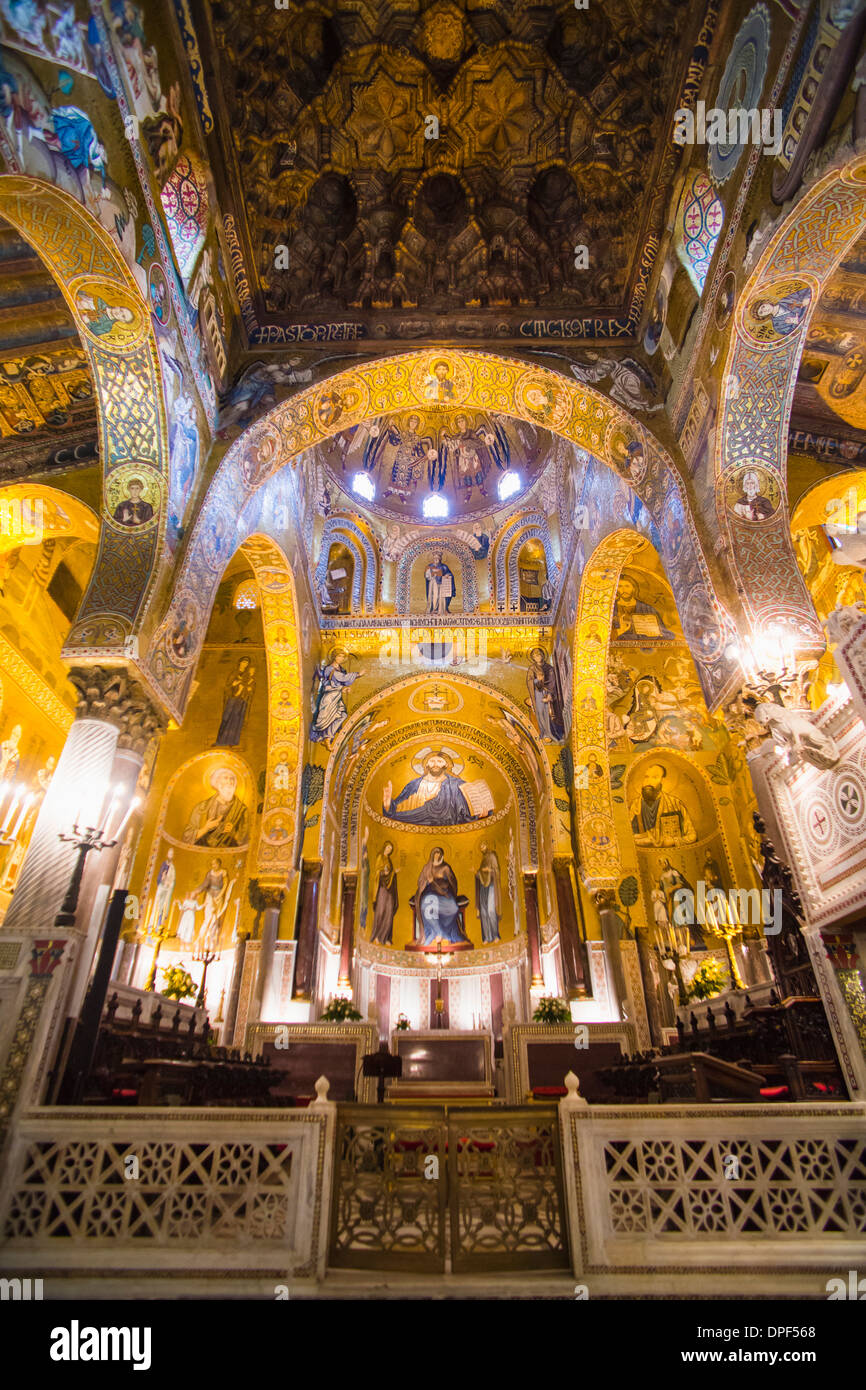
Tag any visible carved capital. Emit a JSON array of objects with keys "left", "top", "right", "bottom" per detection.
[
  {"left": 68, "top": 665, "right": 166, "bottom": 754},
  {"left": 593, "top": 887, "right": 617, "bottom": 912},
  {"left": 248, "top": 878, "right": 286, "bottom": 913}
]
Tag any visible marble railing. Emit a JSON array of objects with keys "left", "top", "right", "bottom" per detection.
[
  {"left": 0, "top": 1087, "right": 336, "bottom": 1298},
  {"left": 558, "top": 1077, "right": 866, "bottom": 1296}
]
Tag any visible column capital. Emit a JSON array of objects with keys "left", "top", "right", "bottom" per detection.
[
  {"left": 68, "top": 665, "right": 166, "bottom": 755},
  {"left": 248, "top": 879, "right": 286, "bottom": 913}
]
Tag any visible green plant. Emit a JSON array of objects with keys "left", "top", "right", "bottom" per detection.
[
  {"left": 687, "top": 958, "right": 728, "bottom": 1002},
  {"left": 395, "top": 1013, "right": 410, "bottom": 1031},
  {"left": 532, "top": 995, "right": 571, "bottom": 1025},
  {"left": 320, "top": 996, "right": 363, "bottom": 1022},
  {"left": 161, "top": 964, "right": 196, "bottom": 1002}
]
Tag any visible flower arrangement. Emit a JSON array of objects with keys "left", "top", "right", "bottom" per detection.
[
  {"left": 395, "top": 1013, "right": 411, "bottom": 1031},
  {"left": 532, "top": 995, "right": 571, "bottom": 1025},
  {"left": 161, "top": 964, "right": 197, "bottom": 1001},
  {"left": 320, "top": 996, "right": 363, "bottom": 1022},
  {"left": 687, "top": 957, "right": 728, "bottom": 1002}
]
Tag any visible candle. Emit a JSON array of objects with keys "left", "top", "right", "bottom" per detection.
[
  {"left": 10, "top": 793, "right": 33, "bottom": 840},
  {"left": 112, "top": 795, "right": 141, "bottom": 843},
  {"left": 1, "top": 786, "right": 21, "bottom": 835}
]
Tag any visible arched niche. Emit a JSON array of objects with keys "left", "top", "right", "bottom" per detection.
[
  {"left": 516, "top": 537, "right": 548, "bottom": 613},
  {"left": 492, "top": 512, "right": 557, "bottom": 613},
  {"left": 403, "top": 540, "right": 476, "bottom": 616},
  {"left": 322, "top": 542, "right": 355, "bottom": 616}
]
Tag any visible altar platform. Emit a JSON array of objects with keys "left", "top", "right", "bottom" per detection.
[{"left": 385, "top": 1029, "right": 494, "bottom": 1101}]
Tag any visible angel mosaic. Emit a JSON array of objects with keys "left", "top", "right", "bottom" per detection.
[{"left": 310, "top": 648, "right": 359, "bottom": 749}]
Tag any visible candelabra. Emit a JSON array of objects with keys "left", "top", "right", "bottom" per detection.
[
  {"left": 715, "top": 918, "right": 746, "bottom": 992},
  {"left": 55, "top": 789, "right": 140, "bottom": 928},
  {"left": 725, "top": 629, "right": 810, "bottom": 708},
  {"left": 53, "top": 784, "right": 142, "bottom": 1104},
  {"left": 193, "top": 944, "right": 219, "bottom": 1010},
  {"left": 144, "top": 920, "right": 172, "bottom": 992}
]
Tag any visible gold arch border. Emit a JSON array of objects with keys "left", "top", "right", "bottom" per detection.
[
  {"left": 147, "top": 349, "right": 701, "bottom": 720},
  {"left": 0, "top": 176, "right": 169, "bottom": 657},
  {"left": 715, "top": 154, "right": 866, "bottom": 648},
  {"left": 571, "top": 530, "right": 646, "bottom": 888},
  {"left": 0, "top": 482, "right": 99, "bottom": 552},
  {"left": 240, "top": 534, "right": 303, "bottom": 877}
]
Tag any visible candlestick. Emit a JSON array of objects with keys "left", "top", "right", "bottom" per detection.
[
  {"left": 10, "top": 792, "right": 34, "bottom": 840},
  {"left": 112, "top": 795, "right": 141, "bottom": 844},
  {"left": 1, "top": 786, "right": 21, "bottom": 835}
]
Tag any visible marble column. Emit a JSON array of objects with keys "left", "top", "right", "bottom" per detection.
[
  {"left": 249, "top": 885, "right": 285, "bottom": 1024},
  {"left": 338, "top": 872, "right": 357, "bottom": 989},
  {"left": 522, "top": 872, "right": 544, "bottom": 989},
  {"left": 552, "top": 857, "right": 589, "bottom": 998},
  {"left": 224, "top": 933, "right": 248, "bottom": 1047},
  {"left": 592, "top": 888, "right": 629, "bottom": 1017},
  {"left": 292, "top": 860, "right": 323, "bottom": 1000},
  {"left": 0, "top": 665, "right": 164, "bottom": 1121}
]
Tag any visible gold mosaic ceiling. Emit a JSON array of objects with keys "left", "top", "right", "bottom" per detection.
[
  {"left": 199, "top": 0, "right": 704, "bottom": 345},
  {"left": 794, "top": 229, "right": 866, "bottom": 440},
  {"left": 0, "top": 218, "right": 97, "bottom": 479}
]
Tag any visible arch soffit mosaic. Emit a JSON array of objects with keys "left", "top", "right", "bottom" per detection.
[
  {"left": 317, "top": 671, "right": 557, "bottom": 869},
  {"left": 238, "top": 534, "right": 303, "bottom": 877},
  {"left": 572, "top": 529, "right": 656, "bottom": 889},
  {"left": 149, "top": 349, "right": 732, "bottom": 722},
  {"left": 0, "top": 176, "right": 170, "bottom": 657},
  {"left": 715, "top": 155, "right": 866, "bottom": 648}
]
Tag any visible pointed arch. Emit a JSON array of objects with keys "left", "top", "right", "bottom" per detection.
[
  {"left": 148, "top": 348, "right": 737, "bottom": 721},
  {"left": 0, "top": 176, "right": 170, "bottom": 659},
  {"left": 571, "top": 530, "right": 646, "bottom": 888},
  {"left": 316, "top": 670, "right": 558, "bottom": 866}
]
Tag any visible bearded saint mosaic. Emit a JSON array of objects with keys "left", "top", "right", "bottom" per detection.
[{"left": 382, "top": 748, "right": 494, "bottom": 827}]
